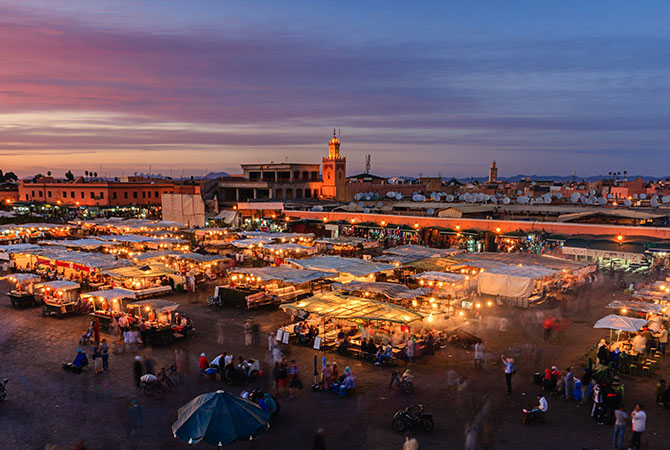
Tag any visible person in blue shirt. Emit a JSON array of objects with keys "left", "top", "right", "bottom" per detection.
[{"left": 72, "top": 349, "right": 89, "bottom": 369}]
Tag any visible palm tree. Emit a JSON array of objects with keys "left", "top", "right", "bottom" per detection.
[
  {"left": 623, "top": 170, "right": 627, "bottom": 180},
  {"left": 93, "top": 172, "right": 98, "bottom": 178},
  {"left": 47, "top": 171, "right": 51, "bottom": 177},
  {"left": 85, "top": 170, "right": 89, "bottom": 177}
]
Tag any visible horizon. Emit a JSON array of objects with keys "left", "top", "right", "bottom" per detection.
[{"left": 2, "top": 1, "right": 670, "bottom": 177}]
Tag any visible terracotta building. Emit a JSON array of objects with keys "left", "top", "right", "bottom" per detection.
[{"left": 18, "top": 176, "right": 200, "bottom": 207}]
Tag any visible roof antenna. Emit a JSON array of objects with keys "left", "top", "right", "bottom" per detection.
[
  {"left": 364, "top": 154, "right": 371, "bottom": 175},
  {"left": 338, "top": 128, "right": 342, "bottom": 140}
]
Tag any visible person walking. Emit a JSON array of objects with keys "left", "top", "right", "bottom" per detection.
[
  {"left": 406, "top": 338, "right": 415, "bottom": 364},
  {"left": 92, "top": 317, "right": 101, "bottom": 344},
  {"left": 564, "top": 367, "right": 573, "bottom": 400},
  {"left": 629, "top": 404, "right": 646, "bottom": 449},
  {"left": 580, "top": 368, "right": 592, "bottom": 405},
  {"left": 128, "top": 399, "right": 143, "bottom": 437},
  {"left": 100, "top": 339, "right": 109, "bottom": 371},
  {"left": 498, "top": 317, "right": 509, "bottom": 339},
  {"left": 288, "top": 360, "right": 301, "bottom": 398},
  {"left": 133, "top": 356, "right": 143, "bottom": 388},
  {"left": 612, "top": 404, "right": 628, "bottom": 450},
  {"left": 501, "top": 356, "right": 515, "bottom": 394},
  {"left": 244, "top": 320, "right": 253, "bottom": 346},
  {"left": 474, "top": 342, "right": 483, "bottom": 369},
  {"left": 92, "top": 344, "right": 104, "bottom": 374},
  {"left": 313, "top": 428, "right": 326, "bottom": 450},
  {"left": 403, "top": 434, "right": 419, "bottom": 450},
  {"left": 659, "top": 325, "right": 668, "bottom": 356},
  {"left": 216, "top": 319, "right": 225, "bottom": 345}
]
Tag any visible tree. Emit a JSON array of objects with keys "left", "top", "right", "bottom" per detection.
[
  {"left": 93, "top": 172, "right": 98, "bottom": 177},
  {"left": 32, "top": 173, "right": 44, "bottom": 183},
  {"left": 623, "top": 170, "right": 627, "bottom": 180},
  {"left": 47, "top": 171, "right": 51, "bottom": 177},
  {"left": 65, "top": 170, "right": 74, "bottom": 181},
  {"left": 85, "top": 170, "right": 89, "bottom": 177}
]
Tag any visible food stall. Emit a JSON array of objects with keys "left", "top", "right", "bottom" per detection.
[
  {"left": 2, "top": 273, "right": 41, "bottom": 308},
  {"left": 102, "top": 263, "right": 181, "bottom": 298},
  {"left": 226, "top": 266, "right": 335, "bottom": 308},
  {"left": 125, "top": 299, "right": 183, "bottom": 345},
  {"left": 280, "top": 291, "right": 424, "bottom": 357},
  {"left": 81, "top": 288, "right": 137, "bottom": 327},
  {"left": 286, "top": 255, "right": 395, "bottom": 282},
  {"left": 34, "top": 280, "right": 81, "bottom": 316}
]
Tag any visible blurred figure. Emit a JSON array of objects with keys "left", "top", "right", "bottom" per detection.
[
  {"left": 313, "top": 427, "right": 326, "bottom": 450},
  {"left": 403, "top": 434, "right": 419, "bottom": 450}
]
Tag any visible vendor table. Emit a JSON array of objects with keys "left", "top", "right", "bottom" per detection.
[
  {"left": 42, "top": 300, "right": 78, "bottom": 316},
  {"left": 9, "top": 291, "right": 38, "bottom": 308}
]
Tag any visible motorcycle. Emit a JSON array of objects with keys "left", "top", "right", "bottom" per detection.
[
  {"left": 389, "top": 371, "right": 414, "bottom": 394},
  {"left": 140, "top": 373, "right": 171, "bottom": 400},
  {"left": 391, "top": 404, "right": 433, "bottom": 432},
  {"left": 0, "top": 378, "right": 7, "bottom": 401}
]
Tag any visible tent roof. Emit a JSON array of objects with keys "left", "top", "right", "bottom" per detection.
[
  {"left": 23, "top": 248, "right": 133, "bottom": 270},
  {"left": 281, "top": 292, "right": 424, "bottom": 324},
  {"left": 126, "top": 298, "right": 179, "bottom": 313},
  {"left": 232, "top": 267, "right": 334, "bottom": 284},
  {"left": 403, "top": 257, "right": 459, "bottom": 271},
  {"left": 331, "top": 281, "right": 429, "bottom": 300},
  {"left": 230, "top": 238, "right": 275, "bottom": 248},
  {"left": 131, "top": 250, "right": 173, "bottom": 262},
  {"left": 262, "top": 243, "right": 313, "bottom": 252},
  {"left": 606, "top": 301, "right": 663, "bottom": 315},
  {"left": 315, "top": 237, "right": 367, "bottom": 246},
  {"left": 383, "top": 245, "right": 464, "bottom": 261},
  {"left": 34, "top": 280, "right": 80, "bottom": 291},
  {"left": 102, "top": 263, "right": 176, "bottom": 278},
  {"left": 238, "top": 231, "right": 313, "bottom": 240},
  {"left": 410, "top": 272, "right": 467, "bottom": 283},
  {"left": 38, "top": 238, "right": 120, "bottom": 249},
  {"left": 169, "top": 252, "right": 229, "bottom": 263},
  {"left": 287, "top": 255, "right": 395, "bottom": 277},
  {"left": 593, "top": 314, "right": 649, "bottom": 332},
  {"left": 81, "top": 288, "right": 136, "bottom": 300},
  {"left": 1, "top": 273, "right": 40, "bottom": 283},
  {"left": 0, "top": 243, "right": 41, "bottom": 253}
]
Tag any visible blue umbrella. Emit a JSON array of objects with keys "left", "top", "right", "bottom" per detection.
[{"left": 172, "top": 390, "right": 271, "bottom": 446}]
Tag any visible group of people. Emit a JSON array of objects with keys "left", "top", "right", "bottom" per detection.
[
  {"left": 271, "top": 359, "right": 303, "bottom": 398},
  {"left": 319, "top": 359, "right": 355, "bottom": 396},
  {"left": 199, "top": 351, "right": 256, "bottom": 384}
]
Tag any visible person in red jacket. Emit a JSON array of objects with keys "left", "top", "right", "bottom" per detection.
[
  {"left": 198, "top": 353, "right": 209, "bottom": 375},
  {"left": 542, "top": 317, "right": 554, "bottom": 342}
]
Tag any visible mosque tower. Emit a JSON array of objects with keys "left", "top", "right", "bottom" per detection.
[{"left": 322, "top": 129, "right": 346, "bottom": 201}]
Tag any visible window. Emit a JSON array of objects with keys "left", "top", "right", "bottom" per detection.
[
  {"left": 100, "top": 192, "right": 104, "bottom": 199},
  {"left": 81, "top": 192, "right": 84, "bottom": 199},
  {"left": 90, "top": 192, "right": 95, "bottom": 199},
  {"left": 63, "top": 191, "right": 67, "bottom": 198},
  {"left": 71, "top": 192, "right": 75, "bottom": 198},
  {"left": 142, "top": 191, "right": 146, "bottom": 198},
  {"left": 31, "top": 191, "right": 35, "bottom": 197},
  {"left": 124, "top": 192, "right": 128, "bottom": 199},
  {"left": 133, "top": 192, "right": 138, "bottom": 199},
  {"left": 38, "top": 191, "right": 42, "bottom": 197},
  {"left": 154, "top": 191, "right": 158, "bottom": 198},
  {"left": 112, "top": 192, "right": 117, "bottom": 199}
]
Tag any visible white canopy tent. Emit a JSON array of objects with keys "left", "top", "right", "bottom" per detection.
[
  {"left": 287, "top": 255, "right": 395, "bottom": 278},
  {"left": 593, "top": 314, "right": 649, "bottom": 332},
  {"left": 477, "top": 265, "right": 558, "bottom": 299}
]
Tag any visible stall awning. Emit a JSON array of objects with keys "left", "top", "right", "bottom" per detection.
[
  {"left": 1, "top": 273, "right": 40, "bottom": 283},
  {"left": 102, "top": 263, "right": 176, "bottom": 279},
  {"left": 331, "top": 281, "right": 429, "bottom": 300},
  {"left": 39, "top": 239, "right": 121, "bottom": 250},
  {"left": 262, "top": 243, "right": 314, "bottom": 253},
  {"left": 606, "top": 301, "right": 664, "bottom": 315},
  {"left": 81, "top": 288, "right": 136, "bottom": 301},
  {"left": 281, "top": 292, "right": 424, "bottom": 324},
  {"left": 382, "top": 245, "right": 464, "bottom": 262},
  {"left": 126, "top": 299, "right": 179, "bottom": 313},
  {"left": 287, "top": 255, "right": 395, "bottom": 277},
  {"left": 232, "top": 267, "right": 335, "bottom": 284},
  {"left": 593, "top": 314, "right": 649, "bottom": 332},
  {"left": 410, "top": 272, "right": 467, "bottom": 283},
  {"left": 169, "top": 252, "right": 229, "bottom": 263},
  {"left": 34, "top": 280, "right": 80, "bottom": 291},
  {"left": 230, "top": 238, "right": 275, "bottom": 248}
]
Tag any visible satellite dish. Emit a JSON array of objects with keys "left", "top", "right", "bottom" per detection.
[
  {"left": 427, "top": 208, "right": 434, "bottom": 216},
  {"left": 395, "top": 193, "right": 403, "bottom": 200},
  {"left": 363, "top": 208, "right": 370, "bottom": 214},
  {"left": 446, "top": 195, "right": 454, "bottom": 202},
  {"left": 503, "top": 197, "right": 510, "bottom": 204},
  {"left": 590, "top": 189, "right": 596, "bottom": 195},
  {"left": 662, "top": 196, "right": 670, "bottom": 203},
  {"left": 386, "top": 191, "right": 396, "bottom": 198},
  {"left": 640, "top": 194, "right": 646, "bottom": 199},
  {"left": 556, "top": 193, "right": 562, "bottom": 199},
  {"left": 570, "top": 193, "right": 580, "bottom": 203},
  {"left": 624, "top": 199, "right": 632, "bottom": 207},
  {"left": 311, "top": 205, "right": 324, "bottom": 212},
  {"left": 376, "top": 201, "right": 383, "bottom": 207},
  {"left": 633, "top": 194, "right": 638, "bottom": 200},
  {"left": 358, "top": 202, "right": 365, "bottom": 207},
  {"left": 651, "top": 197, "right": 659, "bottom": 208},
  {"left": 535, "top": 197, "right": 543, "bottom": 204},
  {"left": 598, "top": 197, "right": 607, "bottom": 206},
  {"left": 607, "top": 194, "right": 613, "bottom": 199},
  {"left": 354, "top": 193, "right": 362, "bottom": 201},
  {"left": 491, "top": 196, "right": 498, "bottom": 204}
]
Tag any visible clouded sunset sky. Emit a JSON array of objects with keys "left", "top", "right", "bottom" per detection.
[{"left": 1, "top": 1, "right": 669, "bottom": 178}]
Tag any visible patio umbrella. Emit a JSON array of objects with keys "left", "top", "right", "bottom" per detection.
[{"left": 172, "top": 390, "right": 270, "bottom": 446}]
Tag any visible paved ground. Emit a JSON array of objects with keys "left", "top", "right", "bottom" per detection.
[{"left": 0, "top": 274, "right": 668, "bottom": 450}]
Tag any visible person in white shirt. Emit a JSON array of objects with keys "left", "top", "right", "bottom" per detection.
[
  {"left": 629, "top": 403, "right": 646, "bottom": 449},
  {"left": 532, "top": 394, "right": 548, "bottom": 416}
]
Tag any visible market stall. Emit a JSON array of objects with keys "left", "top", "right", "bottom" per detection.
[
  {"left": 224, "top": 266, "right": 335, "bottom": 308},
  {"left": 34, "top": 280, "right": 81, "bottom": 316},
  {"left": 286, "top": 255, "right": 395, "bottom": 282},
  {"left": 102, "top": 263, "right": 180, "bottom": 298},
  {"left": 81, "top": 288, "right": 137, "bottom": 326},
  {"left": 2, "top": 273, "right": 40, "bottom": 307},
  {"left": 125, "top": 299, "right": 186, "bottom": 345}
]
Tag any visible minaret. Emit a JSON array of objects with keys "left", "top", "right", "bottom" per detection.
[
  {"left": 489, "top": 160, "right": 498, "bottom": 183},
  {"left": 322, "top": 129, "right": 347, "bottom": 201}
]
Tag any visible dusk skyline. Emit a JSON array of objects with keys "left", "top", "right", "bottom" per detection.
[{"left": 2, "top": 1, "right": 670, "bottom": 178}]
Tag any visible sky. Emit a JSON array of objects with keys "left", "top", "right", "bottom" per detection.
[{"left": 1, "top": 1, "right": 670, "bottom": 178}]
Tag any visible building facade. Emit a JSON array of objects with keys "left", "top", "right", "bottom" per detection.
[{"left": 18, "top": 176, "right": 200, "bottom": 207}]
